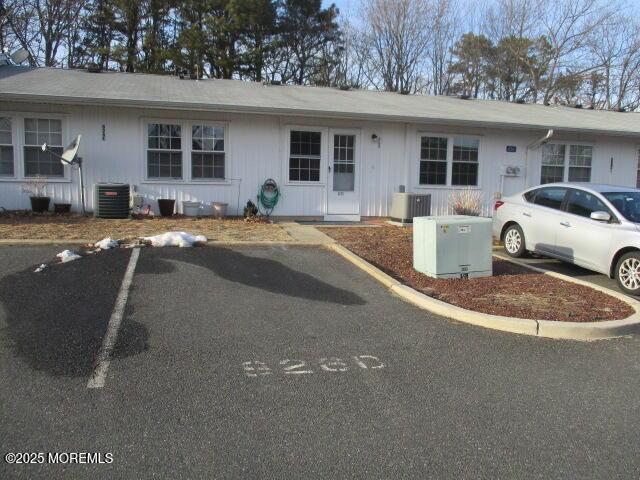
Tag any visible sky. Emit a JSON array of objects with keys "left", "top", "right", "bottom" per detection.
[{"left": 323, "top": 0, "right": 640, "bottom": 23}]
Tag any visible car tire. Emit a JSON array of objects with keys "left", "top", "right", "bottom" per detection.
[
  {"left": 615, "top": 252, "right": 640, "bottom": 296},
  {"left": 503, "top": 224, "right": 526, "bottom": 258}
]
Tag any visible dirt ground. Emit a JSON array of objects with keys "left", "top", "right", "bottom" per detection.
[
  {"left": 321, "top": 226, "right": 633, "bottom": 322},
  {"left": 0, "top": 213, "right": 293, "bottom": 242}
]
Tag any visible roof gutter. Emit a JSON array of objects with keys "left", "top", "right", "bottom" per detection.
[{"left": 1, "top": 93, "right": 640, "bottom": 139}]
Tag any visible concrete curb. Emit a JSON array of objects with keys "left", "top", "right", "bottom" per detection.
[
  {"left": 0, "top": 239, "right": 320, "bottom": 247},
  {"left": 327, "top": 243, "right": 640, "bottom": 341}
]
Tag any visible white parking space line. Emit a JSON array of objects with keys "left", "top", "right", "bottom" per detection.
[{"left": 87, "top": 248, "right": 140, "bottom": 389}]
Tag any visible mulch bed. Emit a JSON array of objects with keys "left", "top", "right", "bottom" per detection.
[
  {"left": 0, "top": 212, "right": 293, "bottom": 243},
  {"left": 321, "top": 226, "right": 634, "bottom": 323}
]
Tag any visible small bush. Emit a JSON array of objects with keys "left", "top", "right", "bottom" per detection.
[{"left": 448, "top": 188, "right": 484, "bottom": 216}]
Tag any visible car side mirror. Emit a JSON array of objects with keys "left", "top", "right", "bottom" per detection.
[{"left": 590, "top": 211, "right": 611, "bottom": 222}]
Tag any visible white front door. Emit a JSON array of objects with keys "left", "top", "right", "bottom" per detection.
[{"left": 325, "top": 129, "right": 360, "bottom": 221}]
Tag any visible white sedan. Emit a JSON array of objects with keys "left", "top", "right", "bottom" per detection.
[{"left": 493, "top": 183, "right": 640, "bottom": 295}]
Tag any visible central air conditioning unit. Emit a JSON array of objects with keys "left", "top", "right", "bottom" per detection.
[
  {"left": 390, "top": 193, "right": 431, "bottom": 223},
  {"left": 413, "top": 215, "right": 492, "bottom": 279},
  {"left": 94, "top": 183, "right": 130, "bottom": 218}
]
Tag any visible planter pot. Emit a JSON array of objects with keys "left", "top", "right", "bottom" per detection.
[
  {"left": 157, "top": 199, "right": 175, "bottom": 217},
  {"left": 54, "top": 203, "right": 71, "bottom": 214},
  {"left": 212, "top": 202, "right": 228, "bottom": 219},
  {"left": 182, "top": 201, "right": 200, "bottom": 217},
  {"left": 30, "top": 196, "right": 51, "bottom": 213}
]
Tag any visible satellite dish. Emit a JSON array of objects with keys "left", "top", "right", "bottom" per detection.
[
  {"left": 10, "top": 49, "right": 29, "bottom": 65},
  {"left": 61, "top": 135, "right": 81, "bottom": 164}
]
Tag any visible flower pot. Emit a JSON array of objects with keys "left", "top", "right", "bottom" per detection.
[
  {"left": 30, "top": 196, "right": 50, "bottom": 213},
  {"left": 212, "top": 202, "right": 228, "bottom": 219},
  {"left": 54, "top": 203, "right": 71, "bottom": 214},
  {"left": 182, "top": 201, "right": 200, "bottom": 217},
  {"left": 157, "top": 199, "right": 175, "bottom": 217}
]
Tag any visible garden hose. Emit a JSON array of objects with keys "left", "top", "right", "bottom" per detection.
[{"left": 257, "top": 178, "right": 280, "bottom": 216}]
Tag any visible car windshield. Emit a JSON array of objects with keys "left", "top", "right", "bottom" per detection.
[{"left": 603, "top": 191, "right": 640, "bottom": 223}]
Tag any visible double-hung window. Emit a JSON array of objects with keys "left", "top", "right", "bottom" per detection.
[
  {"left": 192, "top": 124, "right": 225, "bottom": 180},
  {"left": 541, "top": 143, "right": 592, "bottom": 184},
  {"left": 289, "top": 130, "right": 321, "bottom": 182},
  {"left": 568, "top": 145, "right": 592, "bottom": 182},
  {"left": 418, "top": 134, "right": 479, "bottom": 186},
  {"left": 0, "top": 117, "right": 13, "bottom": 176},
  {"left": 452, "top": 137, "right": 479, "bottom": 186},
  {"left": 419, "top": 136, "right": 447, "bottom": 185},
  {"left": 24, "top": 118, "right": 63, "bottom": 177},
  {"left": 147, "top": 123, "right": 182, "bottom": 179}
]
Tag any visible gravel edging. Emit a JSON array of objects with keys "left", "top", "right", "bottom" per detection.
[{"left": 327, "top": 243, "right": 640, "bottom": 341}]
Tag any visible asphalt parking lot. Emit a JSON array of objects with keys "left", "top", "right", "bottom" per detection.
[
  {"left": 494, "top": 250, "right": 621, "bottom": 294},
  {"left": 2, "top": 244, "right": 640, "bottom": 479}
]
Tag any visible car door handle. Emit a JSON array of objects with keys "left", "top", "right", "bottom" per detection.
[
  {"left": 522, "top": 212, "right": 532, "bottom": 217},
  {"left": 560, "top": 221, "right": 571, "bottom": 227}
]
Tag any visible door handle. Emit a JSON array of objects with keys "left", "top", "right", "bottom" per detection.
[
  {"left": 522, "top": 212, "right": 531, "bottom": 217},
  {"left": 328, "top": 166, "right": 331, "bottom": 172},
  {"left": 560, "top": 221, "right": 571, "bottom": 227}
]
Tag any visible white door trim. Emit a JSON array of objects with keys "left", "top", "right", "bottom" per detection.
[{"left": 325, "top": 128, "right": 361, "bottom": 221}]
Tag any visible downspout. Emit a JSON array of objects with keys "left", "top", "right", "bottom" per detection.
[{"left": 524, "top": 129, "right": 554, "bottom": 188}]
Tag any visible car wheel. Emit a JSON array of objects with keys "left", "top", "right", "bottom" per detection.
[
  {"left": 503, "top": 224, "right": 526, "bottom": 258},
  {"left": 616, "top": 252, "right": 640, "bottom": 295}
]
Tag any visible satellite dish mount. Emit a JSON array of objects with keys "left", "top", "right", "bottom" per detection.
[{"left": 41, "top": 135, "right": 86, "bottom": 214}]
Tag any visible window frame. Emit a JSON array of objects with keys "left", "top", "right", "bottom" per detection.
[
  {"left": 284, "top": 125, "right": 327, "bottom": 186},
  {"left": 530, "top": 186, "right": 569, "bottom": 211},
  {"left": 189, "top": 122, "right": 227, "bottom": 182},
  {"left": 0, "top": 116, "right": 15, "bottom": 177},
  {"left": 23, "top": 117, "right": 66, "bottom": 178},
  {"left": 540, "top": 141, "right": 594, "bottom": 184},
  {"left": 415, "top": 132, "right": 482, "bottom": 188},
  {"left": 0, "top": 112, "right": 70, "bottom": 183},
  {"left": 141, "top": 118, "right": 231, "bottom": 184},
  {"left": 563, "top": 187, "right": 617, "bottom": 223}
]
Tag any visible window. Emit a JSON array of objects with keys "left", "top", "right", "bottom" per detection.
[
  {"left": 419, "top": 136, "right": 447, "bottom": 185},
  {"left": 604, "top": 191, "right": 640, "bottom": 223},
  {"left": 541, "top": 144, "right": 565, "bottom": 184},
  {"left": 566, "top": 189, "right": 611, "bottom": 219},
  {"left": 192, "top": 125, "right": 224, "bottom": 180},
  {"left": 523, "top": 190, "right": 537, "bottom": 203},
  {"left": 452, "top": 137, "right": 479, "bottom": 186},
  {"left": 0, "top": 117, "right": 13, "bottom": 176},
  {"left": 147, "top": 123, "right": 182, "bottom": 179},
  {"left": 333, "top": 134, "right": 355, "bottom": 191},
  {"left": 636, "top": 149, "right": 640, "bottom": 188},
  {"left": 533, "top": 187, "right": 567, "bottom": 210},
  {"left": 289, "top": 130, "right": 321, "bottom": 182},
  {"left": 24, "top": 118, "right": 63, "bottom": 177},
  {"left": 541, "top": 143, "right": 592, "bottom": 184},
  {"left": 568, "top": 145, "right": 592, "bottom": 182}
]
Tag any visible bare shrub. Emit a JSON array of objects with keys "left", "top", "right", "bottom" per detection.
[{"left": 448, "top": 188, "right": 483, "bottom": 216}]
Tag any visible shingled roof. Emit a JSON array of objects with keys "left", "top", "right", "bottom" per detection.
[{"left": 1, "top": 66, "right": 638, "bottom": 137}]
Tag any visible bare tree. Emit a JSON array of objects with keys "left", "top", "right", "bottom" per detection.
[
  {"left": 588, "top": 13, "right": 640, "bottom": 110},
  {"left": 360, "top": 0, "right": 433, "bottom": 93},
  {"left": 426, "top": 0, "right": 461, "bottom": 95}
]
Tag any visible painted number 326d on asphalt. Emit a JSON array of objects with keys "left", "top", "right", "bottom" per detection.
[{"left": 242, "top": 355, "right": 385, "bottom": 377}]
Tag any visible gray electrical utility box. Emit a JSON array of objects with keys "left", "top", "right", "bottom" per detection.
[{"left": 413, "top": 215, "right": 492, "bottom": 279}]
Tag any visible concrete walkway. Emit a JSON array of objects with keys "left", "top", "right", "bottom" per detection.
[{"left": 278, "top": 221, "right": 335, "bottom": 244}]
